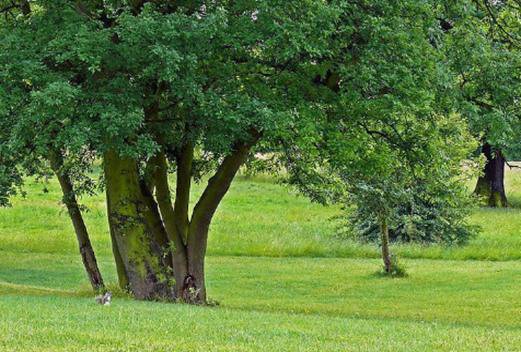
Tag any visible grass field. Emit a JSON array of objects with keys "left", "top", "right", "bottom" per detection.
[{"left": 1, "top": 168, "right": 521, "bottom": 350}]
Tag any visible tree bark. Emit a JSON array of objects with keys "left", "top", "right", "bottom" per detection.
[
  {"left": 153, "top": 150, "right": 190, "bottom": 299},
  {"left": 474, "top": 143, "right": 508, "bottom": 208},
  {"left": 49, "top": 152, "right": 105, "bottom": 292},
  {"left": 380, "top": 217, "right": 392, "bottom": 274},
  {"left": 154, "top": 137, "right": 257, "bottom": 304},
  {"left": 104, "top": 150, "right": 174, "bottom": 300},
  {"left": 106, "top": 198, "right": 130, "bottom": 290}
]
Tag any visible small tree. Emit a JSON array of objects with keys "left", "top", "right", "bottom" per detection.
[
  {"left": 342, "top": 114, "right": 477, "bottom": 275},
  {"left": 285, "top": 109, "right": 478, "bottom": 272},
  {"left": 348, "top": 179, "right": 410, "bottom": 275},
  {"left": 346, "top": 178, "right": 476, "bottom": 245}
]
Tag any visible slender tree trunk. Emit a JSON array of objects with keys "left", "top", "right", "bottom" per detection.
[
  {"left": 153, "top": 151, "right": 189, "bottom": 299},
  {"left": 380, "top": 217, "right": 392, "bottom": 273},
  {"left": 104, "top": 150, "right": 173, "bottom": 300},
  {"left": 49, "top": 153, "right": 104, "bottom": 292},
  {"left": 474, "top": 143, "right": 508, "bottom": 207}
]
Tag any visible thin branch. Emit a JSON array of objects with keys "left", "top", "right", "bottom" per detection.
[
  {"left": 482, "top": 0, "right": 520, "bottom": 47},
  {"left": 506, "top": 160, "right": 521, "bottom": 169}
]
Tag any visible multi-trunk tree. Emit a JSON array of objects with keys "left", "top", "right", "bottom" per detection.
[{"left": 0, "top": 0, "right": 345, "bottom": 302}]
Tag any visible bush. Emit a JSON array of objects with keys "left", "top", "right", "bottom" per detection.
[{"left": 343, "top": 183, "right": 477, "bottom": 246}]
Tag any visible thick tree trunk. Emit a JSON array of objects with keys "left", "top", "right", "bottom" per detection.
[
  {"left": 49, "top": 153, "right": 104, "bottom": 292},
  {"left": 153, "top": 138, "right": 257, "bottom": 304},
  {"left": 474, "top": 143, "right": 507, "bottom": 208},
  {"left": 380, "top": 217, "right": 392, "bottom": 274},
  {"left": 104, "top": 150, "right": 174, "bottom": 300},
  {"left": 102, "top": 126, "right": 258, "bottom": 302}
]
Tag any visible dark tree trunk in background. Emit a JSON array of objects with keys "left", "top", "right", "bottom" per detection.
[
  {"left": 49, "top": 153, "right": 105, "bottom": 292},
  {"left": 19, "top": 0, "right": 31, "bottom": 15},
  {"left": 380, "top": 217, "right": 392, "bottom": 273},
  {"left": 474, "top": 143, "right": 508, "bottom": 208}
]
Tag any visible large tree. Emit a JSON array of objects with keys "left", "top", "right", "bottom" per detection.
[
  {"left": 444, "top": 0, "right": 521, "bottom": 207},
  {"left": 0, "top": 0, "right": 485, "bottom": 303},
  {"left": 0, "top": 0, "right": 346, "bottom": 302}
]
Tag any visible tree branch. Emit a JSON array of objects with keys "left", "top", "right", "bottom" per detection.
[
  {"left": 172, "top": 141, "right": 193, "bottom": 243},
  {"left": 481, "top": 0, "right": 520, "bottom": 46},
  {"left": 188, "top": 130, "right": 261, "bottom": 248},
  {"left": 506, "top": 160, "right": 521, "bottom": 169},
  {"left": 0, "top": 0, "right": 30, "bottom": 15},
  {"left": 153, "top": 152, "right": 187, "bottom": 250}
]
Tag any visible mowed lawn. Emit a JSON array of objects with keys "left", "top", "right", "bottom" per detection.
[{"left": 1, "top": 169, "right": 521, "bottom": 350}]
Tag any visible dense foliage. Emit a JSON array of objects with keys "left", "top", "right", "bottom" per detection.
[
  {"left": 443, "top": 1, "right": 521, "bottom": 206},
  {"left": 283, "top": 2, "right": 480, "bottom": 247},
  {"left": 346, "top": 182, "right": 476, "bottom": 245}
]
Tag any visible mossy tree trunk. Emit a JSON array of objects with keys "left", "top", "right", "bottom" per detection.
[
  {"left": 103, "top": 133, "right": 258, "bottom": 303},
  {"left": 104, "top": 150, "right": 173, "bottom": 300},
  {"left": 49, "top": 151, "right": 105, "bottom": 292},
  {"left": 474, "top": 143, "right": 508, "bottom": 208},
  {"left": 153, "top": 140, "right": 255, "bottom": 303}
]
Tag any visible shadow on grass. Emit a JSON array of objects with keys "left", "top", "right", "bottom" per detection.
[
  {"left": 0, "top": 279, "right": 131, "bottom": 300},
  {"left": 0, "top": 280, "right": 80, "bottom": 297}
]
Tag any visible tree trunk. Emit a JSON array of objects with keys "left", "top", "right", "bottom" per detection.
[
  {"left": 152, "top": 151, "right": 189, "bottom": 299},
  {"left": 104, "top": 150, "right": 174, "bottom": 300},
  {"left": 103, "top": 128, "right": 259, "bottom": 302},
  {"left": 380, "top": 217, "right": 392, "bottom": 273},
  {"left": 153, "top": 137, "right": 257, "bottom": 304},
  {"left": 474, "top": 143, "right": 508, "bottom": 208},
  {"left": 49, "top": 153, "right": 104, "bottom": 292},
  {"left": 106, "top": 202, "right": 130, "bottom": 290},
  {"left": 184, "top": 140, "right": 256, "bottom": 304}
]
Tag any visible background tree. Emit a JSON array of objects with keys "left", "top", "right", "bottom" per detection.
[
  {"left": 344, "top": 115, "right": 477, "bottom": 248},
  {"left": 442, "top": 0, "right": 521, "bottom": 207},
  {"left": 283, "top": 1, "right": 478, "bottom": 247}
]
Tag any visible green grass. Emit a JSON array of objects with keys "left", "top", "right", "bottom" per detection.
[
  {"left": 1, "top": 169, "right": 521, "bottom": 350},
  {"left": 3, "top": 169, "right": 521, "bottom": 261},
  {"left": 3, "top": 294, "right": 520, "bottom": 352},
  {"left": 1, "top": 252, "right": 521, "bottom": 351}
]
